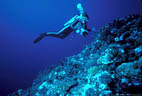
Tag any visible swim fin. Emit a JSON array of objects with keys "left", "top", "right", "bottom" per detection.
[{"left": 33, "top": 33, "right": 46, "bottom": 44}]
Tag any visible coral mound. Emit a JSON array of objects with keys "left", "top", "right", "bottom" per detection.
[{"left": 9, "top": 14, "right": 142, "bottom": 96}]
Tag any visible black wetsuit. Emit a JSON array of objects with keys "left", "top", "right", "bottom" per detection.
[{"left": 33, "top": 15, "right": 90, "bottom": 44}]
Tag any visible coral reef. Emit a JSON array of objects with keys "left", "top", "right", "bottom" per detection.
[{"left": 9, "top": 14, "right": 142, "bottom": 96}]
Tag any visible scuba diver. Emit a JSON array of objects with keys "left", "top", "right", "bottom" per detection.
[{"left": 33, "top": 3, "right": 92, "bottom": 44}]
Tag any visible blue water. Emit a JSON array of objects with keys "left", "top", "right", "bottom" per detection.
[{"left": 0, "top": 0, "right": 142, "bottom": 96}]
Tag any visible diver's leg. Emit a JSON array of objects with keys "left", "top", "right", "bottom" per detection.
[
  {"left": 33, "top": 26, "right": 73, "bottom": 43},
  {"left": 33, "top": 32, "right": 61, "bottom": 44},
  {"left": 33, "top": 31, "right": 63, "bottom": 43},
  {"left": 45, "top": 25, "right": 73, "bottom": 39},
  {"left": 57, "top": 25, "right": 73, "bottom": 39}
]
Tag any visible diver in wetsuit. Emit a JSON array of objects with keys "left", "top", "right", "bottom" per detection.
[{"left": 33, "top": 3, "right": 91, "bottom": 44}]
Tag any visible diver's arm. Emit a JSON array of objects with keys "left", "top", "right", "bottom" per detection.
[
  {"left": 64, "top": 15, "right": 79, "bottom": 26},
  {"left": 64, "top": 3, "right": 84, "bottom": 27},
  {"left": 77, "top": 3, "right": 84, "bottom": 15}
]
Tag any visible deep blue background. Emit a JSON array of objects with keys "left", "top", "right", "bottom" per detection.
[{"left": 0, "top": 0, "right": 142, "bottom": 96}]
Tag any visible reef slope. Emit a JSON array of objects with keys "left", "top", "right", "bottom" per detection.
[{"left": 9, "top": 14, "right": 142, "bottom": 96}]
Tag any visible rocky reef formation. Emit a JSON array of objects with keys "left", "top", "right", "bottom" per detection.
[{"left": 9, "top": 14, "right": 142, "bottom": 96}]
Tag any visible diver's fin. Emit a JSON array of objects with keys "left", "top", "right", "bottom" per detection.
[{"left": 33, "top": 33, "right": 46, "bottom": 44}]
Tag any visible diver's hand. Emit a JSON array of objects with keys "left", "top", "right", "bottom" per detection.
[{"left": 33, "top": 32, "right": 47, "bottom": 44}]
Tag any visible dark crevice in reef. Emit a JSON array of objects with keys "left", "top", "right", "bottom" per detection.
[
  {"left": 64, "top": 82, "right": 78, "bottom": 96},
  {"left": 9, "top": 14, "right": 142, "bottom": 96}
]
